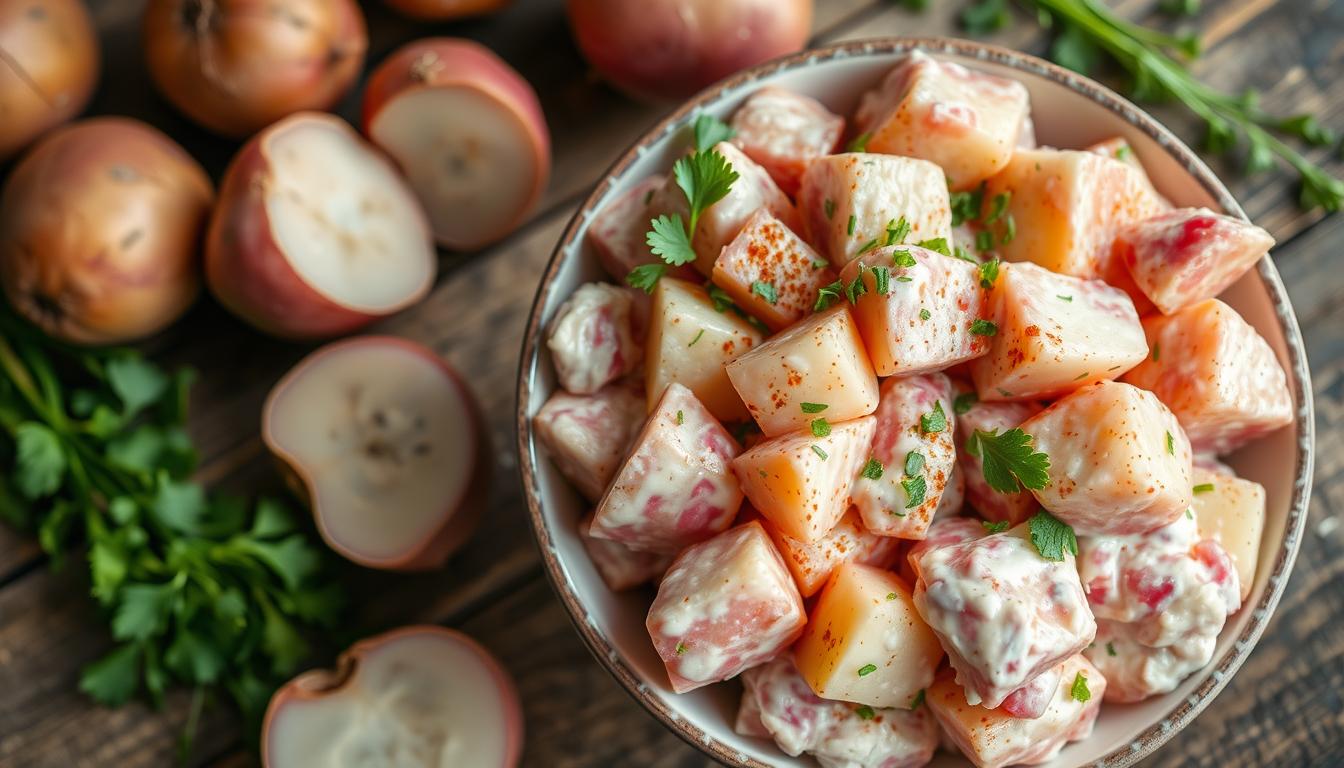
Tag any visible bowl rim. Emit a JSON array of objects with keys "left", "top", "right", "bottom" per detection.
[{"left": 515, "top": 35, "right": 1315, "bottom": 768}]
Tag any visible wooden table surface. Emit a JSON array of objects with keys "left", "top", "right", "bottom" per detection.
[{"left": 1, "top": 0, "right": 1341, "bottom": 766}]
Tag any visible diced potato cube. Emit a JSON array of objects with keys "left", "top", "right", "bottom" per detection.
[
  {"left": 726, "top": 305, "right": 880, "bottom": 437},
  {"left": 533, "top": 381, "right": 646, "bottom": 503},
  {"left": 912, "top": 525, "right": 1095, "bottom": 709},
  {"left": 851, "top": 374, "right": 957, "bottom": 539},
  {"left": 854, "top": 51, "right": 1031, "bottom": 190},
  {"left": 645, "top": 277, "right": 764, "bottom": 422},
  {"left": 733, "top": 416, "right": 877, "bottom": 543},
  {"left": 970, "top": 261, "right": 1148, "bottom": 402},
  {"left": 1190, "top": 467, "right": 1265, "bottom": 602},
  {"left": 646, "top": 521, "right": 805, "bottom": 692},
  {"left": 587, "top": 174, "right": 696, "bottom": 282},
  {"left": 794, "top": 563, "right": 944, "bottom": 708},
  {"left": 764, "top": 508, "right": 903, "bottom": 597},
  {"left": 578, "top": 512, "right": 672, "bottom": 591},
  {"left": 730, "top": 86, "right": 845, "bottom": 197},
  {"left": 998, "top": 665, "right": 1063, "bottom": 720},
  {"left": 938, "top": 455, "right": 966, "bottom": 517},
  {"left": 743, "top": 655, "right": 939, "bottom": 766},
  {"left": 841, "top": 246, "right": 991, "bottom": 376},
  {"left": 547, "top": 282, "right": 642, "bottom": 395},
  {"left": 1121, "top": 299, "right": 1294, "bottom": 454},
  {"left": 591, "top": 383, "right": 742, "bottom": 552},
  {"left": 1077, "top": 513, "right": 1240, "bottom": 647},
  {"left": 712, "top": 209, "right": 837, "bottom": 332},
  {"left": 982, "top": 148, "right": 1163, "bottom": 279},
  {"left": 798, "top": 153, "right": 952, "bottom": 269},
  {"left": 1022, "top": 381, "right": 1192, "bottom": 536},
  {"left": 926, "top": 655, "right": 1105, "bottom": 768},
  {"left": 954, "top": 387, "right": 1042, "bottom": 525},
  {"left": 734, "top": 685, "right": 771, "bottom": 738},
  {"left": 901, "top": 516, "right": 985, "bottom": 585},
  {"left": 1115, "top": 208, "right": 1274, "bottom": 315},
  {"left": 649, "top": 141, "right": 799, "bottom": 275}
]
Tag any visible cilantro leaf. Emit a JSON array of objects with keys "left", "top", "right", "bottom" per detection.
[
  {"left": 968, "top": 428, "right": 1051, "bottom": 493},
  {"left": 673, "top": 149, "right": 739, "bottom": 230},
  {"left": 111, "top": 583, "right": 175, "bottom": 641},
  {"left": 164, "top": 625, "right": 227, "bottom": 685},
  {"left": 106, "top": 356, "right": 170, "bottom": 417},
  {"left": 14, "top": 422, "right": 65, "bottom": 499},
  {"left": 626, "top": 264, "right": 667, "bottom": 293},
  {"left": 1029, "top": 510, "right": 1078, "bottom": 561},
  {"left": 79, "top": 643, "right": 142, "bottom": 707},
  {"left": 647, "top": 214, "right": 698, "bottom": 266},
  {"left": 692, "top": 114, "right": 735, "bottom": 152},
  {"left": 233, "top": 534, "right": 321, "bottom": 591}
]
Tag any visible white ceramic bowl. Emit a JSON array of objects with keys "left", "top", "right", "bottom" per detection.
[{"left": 516, "top": 37, "right": 1314, "bottom": 767}]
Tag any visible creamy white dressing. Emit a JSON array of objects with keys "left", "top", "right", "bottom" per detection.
[
  {"left": 546, "top": 282, "right": 640, "bottom": 395},
  {"left": 534, "top": 383, "right": 645, "bottom": 503}
]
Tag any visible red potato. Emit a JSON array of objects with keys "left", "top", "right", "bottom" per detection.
[
  {"left": 382, "top": 0, "right": 511, "bottom": 20},
  {"left": 264, "top": 626, "right": 522, "bottom": 768},
  {"left": 762, "top": 508, "right": 903, "bottom": 597},
  {"left": 0, "top": 0, "right": 98, "bottom": 160},
  {"left": 363, "top": 38, "right": 550, "bottom": 250},
  {"left": 263, "top": 337, "right": 489, "bottom": 571},
  {"left": 545, "top": 282, "right": 642, "bottom": 395},
  {"left": 206, "top": 113, "right": 435, "bottom": 339},
  {"left": 729, "top": 86, "right": 844, "bottom": 197},
  {"left": 565, "top": 0, "right": 812, "bottom": 103},
  {"left": 579, "top": 513, "right": 673, "bottom": 591},
  {"left": 533, "top": 380, "right": 646, "bottom": 503},
  {"left": 142, "top": 0, "right": 366, "bottom": 138},
  {"left": 901, "top": 516, "right": 984, "bottom": 585},
  {"left": 1085, "top": 619, "right": 1215, "bottom": 703},
  {"left": 712, "top": 208, "right": 836, "bottom": 332},
  {"left": 588, "top": 175, "right": 696, "bottom": 282},
  {"left": 0, "top": 118, "right": 212, "bottom": 345}
]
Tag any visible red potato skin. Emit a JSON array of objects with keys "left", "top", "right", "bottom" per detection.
[
  {"left": 0, "top": 0, "right": 99, "bottom": 160},
  {"left": 361, "top": 37, "right": 551, "bottom": 249},
  {"left": 565, "top": 0, "right": 813, "bottom": 102},
  {"left": 262, "top": 625, "right": 523, "bottom": 768},
  {"left": 142, "top": 0, "right": 367, "bottom": 138},
  {"left": 262, "top": 337, "right": 491, "bottom": 572},
  {"left": 205, "top": 112, "right": 430, "bottom": 340},
  {"left": 0, "top": 118, "right": 213, "bottom": 345},
  {"left": 382, "top": 0, "right": 512, "bottom": 20}
]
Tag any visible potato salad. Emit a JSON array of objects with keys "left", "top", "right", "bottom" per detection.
[{"left": 534, "top": 50, "right": 1290, "bottom": 768}]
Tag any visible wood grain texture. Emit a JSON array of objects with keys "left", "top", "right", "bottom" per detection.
[{"left": 0, "top": 0, "right": 1340, "bottom": 766}]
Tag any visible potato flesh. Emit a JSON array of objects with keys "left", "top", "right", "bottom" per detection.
[
  {"left": 546, "top": 282, "right": 642, "bottom": 395},
  {"left": 1121, "top": 298, "right": 1293, "bottom": 454},
  {"left": 730, "top": 86, "right": 844, "bottom": 197},
  {"left": 763, "top": 508, "right": 903, "bottom": 598},
  {"left": 645, "top": 277, "right": 763, "bottom": 422},
  {"left": 1191, "top": 467, "right": 1265, "bottom": 603},
  {"left": 794, "top": 563, "right": 943, "bottom": 708},
  {"left": 578, "top": 513, "right": 673, "bottom": 592},
  {"left": 712, "top": 208, "right": 836, "bottom": 332},
  {"left": 533, "top": 381, "right": 645, "bottom": 503},
  {"left": 855, "top": 51, "right": 1030, "bottom": 190},
  {"left": 970, "top": 261, "right": 1148, "bottom": 402},
  {"left": 732, "top": 416, "right": 876, "bottom": 543},
  {"left": 725, "top": 305, "right": 879, "bottom": 437}
]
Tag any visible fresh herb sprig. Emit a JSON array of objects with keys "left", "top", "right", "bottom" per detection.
[
  {"left": 959, "top": 0, "right": 1344, "bottom": 212},
  {"left": 0, "top": 306, "right": 341, "bottom": 748},
  {"left": 965, "top": 427, "right": 1050, "bottom": 493}
]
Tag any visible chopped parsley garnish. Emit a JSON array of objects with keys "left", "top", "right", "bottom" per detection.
[
  {"left": 1166, "top": 430, "right": 1176, "bottom": 454},
  {"left": 675, "top": 410, "right": 684, "bottom": 425},
  {"left": 845, "top": 270, "right": 869, "bottom": 305},
  {"left": 1001, "top": 214, "right": 1017, "bottom": 244},
  {"left": 857, "top": 237, "right": 879, "bottom": 255},
  {"left": 626, "top": 263, "right": 667, "bottom": 293},
  {"left": 801, "top": 402, "right": 829, "bottom": 414},
  {"left": 1074, "top": 371, "right": 1091, "bottom": 381},
  {"left": 751, "top": 280, "right": 778, "bottom": 305},
  {"left": 952, "top": 244, "right": 977, "bottom": 263},
  {"left": 814, "top": 279, "right": 845, "bottom": 311},
  {"left": 691, "top": 114, "right": 735, "bottom": 152},
  {"left": 855, "top": 705, "right": 876, "bottom": 720},
  {"left": 811, "top": 418, "right": 832, "bottom": 437},
  {"left": 978, "top": 258, "right": 1000, "bottom": 289},
  {"left": 811, "top": 444, "right": 829, "bottom": 460},
  {"left": 676, "top": 641, "right": 689, "bottom": 655},
  {"left": 857, "top": 663, "right": 877, "bottom": 677},
  {"left": 707, "top": 283, "right": 737, "bottom": 313},
  {"left": 861, "top": 458, "right": 885, "bottom": 480},
  {"left": 966, "top": 428, "right": 1051, "bottom": 493},
  {"left": 1029, "top": 510, "right": 1078, "bottom": 562},
  {"left": 895, "top": 276, "right": 912, "bottom": 283},
  {"left": 975, "top": 229, "right": 995, "bottom": 252},
  {"left": 1057, "top": 294, "right": 1074, "bottom": 302},
  {"left": 986, "top": 191, "right": 1011, "bottom": 223},
  {"left": 981, "top": 520, "right": 1011, "bottom": 533},
  {"left": 919, "top": 308, "right": 932, "bottom": 321},
  {"left": 1186, "top": 508, "right": 1194, "bottom": 519},
  {"left": 824, "top": 198, "right": 836, "bottom": 220},
  {"left": 920, "top": 401, "right": 947, "bottom": 434},
  {"left": 688, "top": 328, "right": 705, "bottom": 347},
  {"left": 871, "top": 265, "right": 891, "bottom": 294},
  {"left": 1070, "top": 671, "right": 1091, "bottom": 703},
  {"left": 847, "top": 132, "right": 872, "bottom": 153},
  {"left": 886, "top": 592, "right": 898, "bottom": 601},
  {"left": 1107, "top": 642, "right": 1118, "bottom": 657},
  {"left": 1115, "top": 144, "right": 1133, "bottom": 160},
  {"left": 1152, "top": 342, "right": 1160, "bottom": 361},
  {"left": 885, "top": 216, "right": 912, "bottom": 246},
  {"left": 891, "top": 249, "right": 917, "bottom": 269},
  {"left": 812, "top": 258, "right": 829, "bottom": 270},
  {"left": 950, "top": 182, "right": 986, "bottom": 226},
  {"left": 902, "top": 475, "right": 927, "bottom": 508},
  {"left": 847, "top": 214, "right": 857, "bottom": 236},
  {"left": 1193, "top": 482, "right": 1216, "bottom": 494},
  {"left": 904, "top": 450, "right": 925, "bottom": 477},
  {"left": 953, "top": 392, "right": 978, "bottom": 415},
  {"left": 645, "top": 148, "right": 739, "bottom": 268},
  {"left": 970, "top": 319, "right": 998, "bottom": 336},
  {"left": 910, "top": 689, "right": 926, "bottom": 710},
  {"left": 917, "top": 237, "right": 951, "bottom": 257}
]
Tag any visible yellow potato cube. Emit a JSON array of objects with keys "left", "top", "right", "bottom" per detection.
[
  {"left": 794, "top": 563, "right": 943, "bottom": 708},
  {"left": 1191, "top": 467, "right": 1265, "bottom": 603}
]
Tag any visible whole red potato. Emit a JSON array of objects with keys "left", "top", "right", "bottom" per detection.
[
  {"left": 382, "top": 0, "right": 512, "bottom": 20},
  {"left": 566, "top": 0, "right": 813, "bottom": 102},
  {"left": 0, "top": 0, "right": 99, "bottom": 160}
]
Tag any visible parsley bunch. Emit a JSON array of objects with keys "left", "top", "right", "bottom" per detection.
[
  {"left": 959, "top": 0, "right": 1344, "bottom": 212},
  {"left": 0, "top": 305, "right": 341, "bottom": 748}
]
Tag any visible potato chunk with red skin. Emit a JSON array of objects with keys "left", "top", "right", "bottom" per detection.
[
  {"left": 1084, "top": 619, "right": 1216, "bottom": 703},
  {"left": 646, "top": 521, "right": 805, "bottom": 693},
  {"left": 546, "top": 282, "right": 642, "bottom": 395},
  {"left": 841, "top": 246, "right": 991, "bottom": 377},
  {"left": 1116, "top": 208, "right": 1275, "bottom": 315},
  {"left": 954, "top": 392, "right": 1043, "bottom": 525},
  {"left": 854, "top": 51, "right": 1030, "bottom": 190},
  {"left": 712, "top": 209, "right": 836, "bottom": 332},
  {"left": 764, "top": 508, "right": 903, "bottom": 597},
  {"left": 1021, "top": 381, "right": 1192, "bottom": 536},
  {"left": 1121, "top": 299, "right": 1294, "bottom": 454},
  {"left": 730, "top": 86, "right": 844, "bottom": 198},
  {"left": 926, "top": 655, "right": 1105, "bottom": 768},
  {"left": 1191, "top": 466, "right": 1265, "bottom": 603},
  {"left": 794, "top": 563, "right": 944, "bottom": 708},
  {"left": 902, "top": 516, "right": 985, "bottom": 584},
  {"left": 533, "top": 381, "right": 645, "bottom": 503},
  {"left": 587, "top": 174, "right": 696, "bottom": 282},
  {"left": 726, "top": 305, "right": 880, "bottom": 437},
  {"left": 645, "top": 277, "right": 764, "bottom": 422},
  {"left": 733, "top": 416, "right": 877, "bottom": 543},
  {"left": 798, "top": 153, "right": 953, "bottom": 269},
  {"left": 852, "top": 374, "right": 957, "bottom": 539},
  {"left": 970, "top": 262, "right": 1148, "bottom": 402},
  {"left": 648, "top": 141, "right": 799, "bottom": 276},
  {"left": 982, "top": 148, "right": 1163, "bottom": 279},
  {"left": 912, "top": 525, "right": 1096, "bottom": 709},
  {"left": 590, "top": 383, "right": 742, "bottom": 553},
  {"left": 742, "top": 655, "right": 939, "bottom": 768},
  {"left": 578, "top": 513, "right": 672, "bottom": 591}
]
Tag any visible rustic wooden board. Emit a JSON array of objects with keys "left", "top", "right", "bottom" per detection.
[{"left": 0, "top": 0, "right": 1340, "bottom": 766}]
